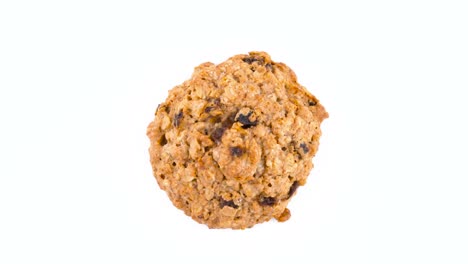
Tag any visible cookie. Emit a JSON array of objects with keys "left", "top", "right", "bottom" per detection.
[{"left": 147, "top": 52, "right": 328, "bottom": 229}]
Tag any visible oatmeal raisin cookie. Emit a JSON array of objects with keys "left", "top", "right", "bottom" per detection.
[{"left": 147, "top": 52, "right": 328, "bottom": 229}]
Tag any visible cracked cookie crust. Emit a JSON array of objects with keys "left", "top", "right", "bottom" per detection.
[{"left": 147, "top": 51, "right": 328, "bottom": 229}]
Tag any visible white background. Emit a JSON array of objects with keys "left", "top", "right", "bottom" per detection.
[{"left": 1, "top": 0, "right": 467, "bottom": 263}]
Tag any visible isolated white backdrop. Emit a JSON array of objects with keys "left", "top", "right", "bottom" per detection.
[{"left": 1, "top": 0, "right": 467, "bottom": 263}]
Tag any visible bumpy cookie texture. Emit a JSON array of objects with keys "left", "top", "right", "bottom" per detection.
[{"left": 147, "top": 52, "right": 328, "bottom": 229}]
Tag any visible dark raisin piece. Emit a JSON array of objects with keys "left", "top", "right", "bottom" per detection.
[
  {"left": 308, "top": 100, "right": 317, "bottom": 106},
  {"left": 265, "top": 63, "right": 273, "bottom": 71},
  {"left": 219, "top": 198, "right": 239, "bottom": 209},
  {"left": 173, "top": 111, "right": 183, "bottom": 127},
  {"left": 242, "top": 57, "right": 256, "bottom": 64},
  {"left": 242, "top": 56, "right": 265, "bottom": 65},
  {"left": 236, "top": 111, "right": 258, "bottom": 128},
  {"left": 222, "top": 112, "right": 237, "bottom": 129},
  {"left": 258, "top": 196, "right": 276, "bottom": 206},
  {"left": 300, "top": 143, "right": 309, "bottom": 154},
  {"left": 164, "top": 106, "right": 170, "bottom": 114},
  {"left": 211, "top": 127, "right": 226, "bottom": 143},
  {"left": 288, "top": 181, "right": 300, "bottom": 198},
  {"left": 210, "top": 112, "right": 236, "bottom": 143},
  {"left": 159, "top": 134, "right": 167, "bottom": 146},
  {"left": 204, "top": 106, "right": 214, "bottom": 113},
  {"left": 230, "top": 146, "right": 244, "bottom": 157}
]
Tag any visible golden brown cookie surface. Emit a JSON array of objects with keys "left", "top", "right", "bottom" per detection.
[{"left": 147, "top": 52, "right": 328, "bottom": 229}]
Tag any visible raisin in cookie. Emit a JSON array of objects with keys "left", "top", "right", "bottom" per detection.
[{"left": 147, "top": 52, "right": 328, "bottom": 229}]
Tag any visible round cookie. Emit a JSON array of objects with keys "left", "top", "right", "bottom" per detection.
[{"left": 147, "top": 52, "right": 328, "bottom": 229}]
